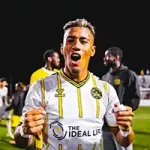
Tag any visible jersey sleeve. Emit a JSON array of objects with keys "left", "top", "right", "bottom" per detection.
[
  {"left": 22, "top": 80, "right": 42, "bottom": 121},
  {"left": 105, "top": 83, "right": 120, "bottom": 127},
  {"left": 127, "top": 70, "right": 140, "bottom": 111},
  {"left": 30, "top": 72, "right": 38, "bottom": 84}
]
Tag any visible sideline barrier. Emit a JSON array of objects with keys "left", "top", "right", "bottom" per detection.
[
  {"left": 139, "top": 99, "right": 150, "bottom": 106},
  {"left": 139, "top": 87, "right": 150, "bottom": 106}
]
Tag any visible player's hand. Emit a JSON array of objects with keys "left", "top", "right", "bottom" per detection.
[
  {"left": 23, "top": 107, "right": 46, "bottom": 139},
  {"left": 113, "top": 103, "right": 134, "bottom": 130}
]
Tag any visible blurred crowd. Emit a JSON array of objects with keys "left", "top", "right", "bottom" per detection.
[
  {"left": 0, "top": 77, "right": 29, "bottom": 144},
  {"left": 138, "top": 69, "right": 150, "bottom": 99}
]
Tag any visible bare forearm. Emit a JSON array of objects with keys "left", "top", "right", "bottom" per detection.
[
  {"left": 116, "top": 129, "right": 134, "bottom": 147},
  {"left": 111, "top": 104, "right": 135, "bottom": 147}
]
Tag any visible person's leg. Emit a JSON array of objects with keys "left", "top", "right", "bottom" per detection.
[
  {"left": 102, "top": 131, "right": 117, "bottom": 150},
  {"left": 102, "top": 130, "right": 133, "bottom": 150},
  {"left": 26, "top": 145, "right": 36, "bottom": 150},
  {"left": 102, "top": 121, "right": 117, "bottom": 150},
  {"left": 6, "top": 119, "right": 14, "bottom": 139},
  {"left": 10, "top": 115, "right": 22, "bottom": 144},
  {"left": 4, "top": 111, "right": 14, "bottom": 139},
  {"left": 0, "top": 110, "right": 4, "bottom": 140}
]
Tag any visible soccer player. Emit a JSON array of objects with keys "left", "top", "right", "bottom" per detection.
[
  {"left": 14, "top": 18, "right": 135, "bottom": 150},
  {"left": 102, "top": 47, "right": 140, "bottom": 150},
  {"left": 0, "top": 77, "right": 14, "bottom": 139},
  {"left": 30, "top": 49, "right": 60, "bottom": 84}
]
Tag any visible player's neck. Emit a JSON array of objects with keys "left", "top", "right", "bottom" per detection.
[
  {"left": 111, "top": 62, "right": 121, "bottom": 71},
  {"left": 63, "top": 67, "right": 88, "bottom": 82},
  {"left": 45, "top": 64, "right": 53, "bottom": 71}
]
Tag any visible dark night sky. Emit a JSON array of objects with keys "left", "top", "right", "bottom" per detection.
[{"left": 1, "top": 1, "right": 150, "bottom": 88}]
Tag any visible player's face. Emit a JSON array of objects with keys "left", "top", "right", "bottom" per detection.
[
  {"left": 2, "top": 81, "right": 8, "bottom": 87},
  {"left": 51, "top": 52, "right": 60, "bottom": 69},
  {"left": 103, "top": 51, "right": 116, "bottom": 68},
  {"left": 61, "top": 27, "right": 95, "bottom": 74}
]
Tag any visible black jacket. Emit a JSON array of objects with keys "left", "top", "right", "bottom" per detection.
[
  {"left": 5, "top": 90, "right": 27, "bottom": 116},
  {"left": 102, "top": 64, "right": 140, "bottom": 111}
]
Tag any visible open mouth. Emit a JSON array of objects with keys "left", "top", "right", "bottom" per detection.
[{"left": 71, "top": 53, "right": 81, "bottom": 61}]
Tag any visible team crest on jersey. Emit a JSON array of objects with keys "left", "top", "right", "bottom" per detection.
[
  {"left": 55, "top": 88, "right": 65, "bottom": 97},
  {"left": 91, "top": 87, "right": 102, "bottom": 99},
  {"left": 50, "top": 121, "right": 67, "bottom": 140},
  {"left": 113, "top": 78, "right": 121, "bottom": 85}
]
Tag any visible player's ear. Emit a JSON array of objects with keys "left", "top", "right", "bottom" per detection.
[
  {"left": 60, "top": 43, "right": 63, "bottom": 54},
  {"left": 116, "top": 55, "right": 120, "bottom": 61},
  {"left": 91, "top": 46, "right": 96, "bottom": 57},
  {"left": 47, "top": 57, "right": 52, "bottom": 62}
]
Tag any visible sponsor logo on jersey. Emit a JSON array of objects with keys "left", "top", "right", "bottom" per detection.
[
  {"left": 55, "top": 88, "right": 65, "bottom": 97},
  {"left": 50, "top": 121, "right": 67, "bottom": 140},
  {"left": 50, "top": 121, "right": 102, "bottom": 140}
]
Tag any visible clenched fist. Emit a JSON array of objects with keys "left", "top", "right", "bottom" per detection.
[
  {"left": 23, "top": 107, "right": 46, "bottom": 139},
  {"left": 113, "top": 103, "right": 134, "bottom": 130}
]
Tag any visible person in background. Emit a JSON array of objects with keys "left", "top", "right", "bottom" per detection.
[
  {"left": 30, "top": 49, "right": 60, "bottom": 84},
  {"left": 14, "top": 18, "right": 135, "bottom": 150},
  {"left": 0, "top": 77, "right": 14, "bottom": 139},
  {"left": 5, "top": 82, "right": 28, "bottom": 144},
  {"left": 138, "top": 69, "right": 146, "bottom": 88},
  {"left": 102, "top": 47, "right": 140, "bottom": 150},
  {"left": 146, "top": 69, "right": 150, "bottom": 75},
  {"left": 6, "top": 82, "right": 28, "bottom": 129}
]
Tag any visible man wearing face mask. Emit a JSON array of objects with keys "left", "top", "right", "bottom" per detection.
[{"left": 102, "top": 47, "right": 140, "bottom": 150}]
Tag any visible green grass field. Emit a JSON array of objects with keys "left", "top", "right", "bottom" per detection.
[
  {"left": 0, "top": 122, "right": 25, "bottom": 150},
  {"left": 0, "top": 106, "right": 150, "bottom": 150},
  {"left": 132, "top": 106, "right": 150, "bottom": 150}
]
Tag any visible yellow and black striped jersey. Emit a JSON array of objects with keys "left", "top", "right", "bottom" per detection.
[{"left": 23, "top": 70, "right": 119, "bottom": 150}]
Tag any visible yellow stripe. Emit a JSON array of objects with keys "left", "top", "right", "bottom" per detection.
[
  {"left": 91, "top": 74, "right": 100, "bottom": 118},
  {"left": 36, "top": 79, "right": 45, "bottom": 149},
  {"left": 58, "top": 96, "right": 63, "bottom": 118},
  {"left": 103, "top": 82, "right": 108, "bottom": 94},
  {"left": 100, "top": 138, "right": 104, "bottom": 150},
  {"left": 46, "top": 143, "right": 50, "bottom": 150},
  {"left": 78, "top": 144, "right": 82, "bottom": 150},
  {"left": 41, "top": 79, "right": 46, "bottom": 108},
  {"left": 57, "top": 74, "right": 63, "bottom": 118},
  {"left": 58, "top": 144, "right": 62, "bottom": 150},
  {"left": 96, "top": 99, "right": 100, "bottom": 118},
  {"left": 39, "top": 79, "right": 50, "bottom": 149},
  {"left": 92, "top": 142, "right": 97, "bottom": 150},
  {"left": 77, "top": 88, "right": 83, "bottom": 118}
]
